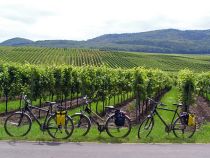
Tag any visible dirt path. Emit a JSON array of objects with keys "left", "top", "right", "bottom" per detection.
[{"left": 190, "top": 96, "right": 210, "bottom": 126}]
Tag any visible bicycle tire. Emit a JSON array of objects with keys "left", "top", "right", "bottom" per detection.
[
  {"left": 71, "top": 113, "right": 91, "bottom": 136},
  {"left": 4, "top": 112, "right": 32, "bottom": 137},
  {"left": 173, "top": 116, "right": 196, "bottom": 138},
  {"left": 138, "top": 116, "right": 154, "bottom": 139},
  {"left": 47, "top": 114, "right": 74, "bottom": 139},
  {"left": 105, "top": 114, "right": 131, "bottom": 138}
]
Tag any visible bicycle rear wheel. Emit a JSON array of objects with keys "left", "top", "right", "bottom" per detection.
[
  {"left": 71, "top": 113, "right": 91, "bottom": 136},
  {"left": 106, "top": 114, "right": 131, "bottom": 138},
  {"left": 138, "top": 117, "right": 154, "bottom": 139},
  {"left": 4, "top": 112, "right": 32, "bottom": 137},
  {"left": 173, "top": 116, "right": 196, "bottom": 138},
  {"left": 47, "top": 114, "right": 74, "bottom": 139}
]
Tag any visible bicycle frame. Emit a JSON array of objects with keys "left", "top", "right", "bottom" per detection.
[
  {"left": 151, "top": 105, "right": 181, "bottom": 129},
  {"left": 80, "top": 104, "right": 112, "bottom": 129},
  {"left": 22, "top": 104, "right": 52, "bottom": 130},
  {"left": 72, "top": 97, "right": 132, "bottom": 137}
]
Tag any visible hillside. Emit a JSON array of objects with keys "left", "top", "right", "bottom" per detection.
[
  {"left": 0, "top": 46, "right": 209, "bottom": 71},
  {"left": 0, "top": 37, "right": 34, "bottom": 46},
  {"left": 1, "top": 29, "right": 210, "bottom": 54}
]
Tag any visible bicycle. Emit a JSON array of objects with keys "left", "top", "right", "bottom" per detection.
[
  {"left": 71, "top": 96, "right": 132, "bottom": 138},
  {"left": 138, "top": 98, "right": 196, "bottom": 139},
  {"left": 4, "top": 94, "right": 74, "bottom": 139}
]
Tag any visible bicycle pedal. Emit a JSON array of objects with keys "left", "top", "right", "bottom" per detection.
[{"left": 165, "top": 125, "right": 172, "bottom": 133}]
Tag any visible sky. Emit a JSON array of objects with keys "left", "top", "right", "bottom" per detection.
[{"left": 0, "top": 0, "right": 210, "bottom": 42}]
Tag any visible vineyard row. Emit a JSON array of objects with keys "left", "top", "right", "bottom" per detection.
[{"left": 0, "top": 63, "right": 209, "bottom": 113}]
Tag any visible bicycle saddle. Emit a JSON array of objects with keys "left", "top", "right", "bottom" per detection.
[
  {"left": 105, "top": 106, "right": 116, "bottom": 110},
  {"left": 45, "top": 101, "right": 56, "bottom": 106}
]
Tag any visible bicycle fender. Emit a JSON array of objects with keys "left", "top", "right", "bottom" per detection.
[
  {"left": 14, "top": 112, "right": 32, "bottom": 123},
  {"left": 74, "top": 112, "right": 83, "bottom": 115},
  {"left": 72, "top": 113, "right": 92, "bottom": 124}
]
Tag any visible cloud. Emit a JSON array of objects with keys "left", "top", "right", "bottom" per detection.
[
  {"left": 1, "top": 0, "right": 210, "bottom": 42},
  {"left": 0, "top": 3, "right": 55, "bottom": 24}
]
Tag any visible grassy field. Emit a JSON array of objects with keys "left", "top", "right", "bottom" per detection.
[
  {"left": 1, "top": 88, "right": 210, "bottom": 143},
  {"left": 0, "top": 46, "right": 210, "bottom": 71}
]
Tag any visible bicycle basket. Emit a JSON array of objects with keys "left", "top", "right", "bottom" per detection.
[
  {"left": 188, "top": 114, "right": 196, "bottom": 126},
  {"left": 114, "top": 110, "right": 125, "bottom": 126},
  {"left": 56, "top": 111, "right": 67, "bottom": 126}
]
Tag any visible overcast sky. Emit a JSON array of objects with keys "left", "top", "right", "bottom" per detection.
[{"left": 0, "top": 0, "right": 210, "bottom": 42}]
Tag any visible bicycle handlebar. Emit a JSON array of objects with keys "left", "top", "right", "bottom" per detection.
[
  {"left": 83, "top": 95, "right": 88, "bottom": 100},
  {"left": 21, "top": 94, "right": 31, "bottom": 104},
  {"left": 147, "top": 97, "right": 166, "bottom": 106},
  {"left": 83, "top": 95, "right": 95, "bottom": 104},
  {"left": 148, "top": 97, "right": 183, "bottom": 109}
]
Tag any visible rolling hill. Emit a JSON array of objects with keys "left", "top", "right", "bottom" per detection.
[
  {"left": 0, "top": 46, "right": 209, "bottom": 72},
  {"left": 0, "top": 37, "right": 34, "bottom": 46},
  {"left": 1, "top": 29, "right": 210, "bottom": 54}
]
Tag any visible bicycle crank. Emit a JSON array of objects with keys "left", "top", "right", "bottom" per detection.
[
  {"left": 165, "top": 124, "right": 172, "bottom": 133},
  {"left": 98, "top": 124, "right": 106, "bottom": 133}
]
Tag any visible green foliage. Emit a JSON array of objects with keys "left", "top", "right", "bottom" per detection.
[
  {"left": 196, "top": 72, "right": 210, "bottom": 100},
  {"left": 0, "top": 64, "right": 172, "bottom": 108},
  {"left": 62, "top": 66, "right": 73, "bottom": 98},
  {"left": 177, "top": 69, "right": 196, "bottom": 111},
  {"left": 0, "top": 65, "right": 10, "bottom": 96},
  {"left": 0, "top": 62, "right": 208, "bottom": 114},
  {"left": 177, "top": 70, "right": 210, "bottom": 110}
]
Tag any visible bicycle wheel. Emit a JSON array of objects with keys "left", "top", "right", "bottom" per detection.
[
  {"left": 4, "top": 112, "right": 32, "bottom": 137},
  {"left": 138, "top": 117, "right": 154, "bottom": 139},
  {"left": 106, "top": 114, "right": 131, "bottom": 138},
  {"left": 47, "top": 114, "right": 74, "bottom": 139},
  {"left": 173, "top": 116, "right": 196, "bottom": 138},
  {"left": 71, "top": 113, "right": 91, "bottom": 136}
]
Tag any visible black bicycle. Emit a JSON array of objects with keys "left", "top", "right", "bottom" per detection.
[
  {"left": 4, "top": 94, "right": 74, "bottom": 139},
  {"left": 71, "top": 96, "right": 131, "bottom": 138},
  {"left": 138, "top": 98, "right": 196, "bottom": 139}
]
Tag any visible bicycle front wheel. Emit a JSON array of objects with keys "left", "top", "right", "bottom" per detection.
[
  {"left": 71, "top": 113, "right": 91, "bottom": 136},
  {"left": 4, "top": 112, "right": 32, "bottom": 137},
  {"left": 106, "top": 114, "right": 131, "bottom": 138},
  {"left": 173, "top": 116, "right": 196, "bottom": 138},
  {"left": 138, "top": 117, "right": 154, "bottom": 139},
  {"left": 47, "top": 114, "right": 74, "bottom": 139}
]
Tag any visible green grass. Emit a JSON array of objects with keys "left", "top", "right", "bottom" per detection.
[
  {"left": 1, "top": 122, "right": 210, "bottom": 143},
  {"left": 0, "top": 100, "right": 21, "bottom": 113},
  {"left": 0, "top": 46, "right": 210, "bottom": 71},
  {"left": 1, "top": 88, "right": 210, "bottom": 143}
]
